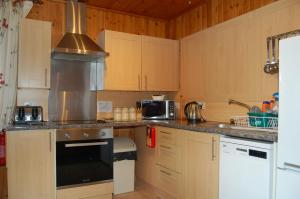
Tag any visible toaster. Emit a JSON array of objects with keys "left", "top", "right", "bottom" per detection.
[{"left": 14, "top": 106, "right": 43, "bottom": 124}]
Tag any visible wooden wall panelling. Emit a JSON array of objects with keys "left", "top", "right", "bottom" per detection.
[
  {"left": 27, "top": 0, "right": 169, "bottom": 49},
  {"left": 27, "top": 0, "right": 65, "bottom": 47},
  {"left": 167, "top": 0, "right": 277, "bottom": 39}
]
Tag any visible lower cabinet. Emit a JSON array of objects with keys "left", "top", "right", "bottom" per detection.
[
  {"left": 7, "top": 130, "right": 56, "bottom": 199},
  {"left": 154, "top": 127, "right": 220, "bottom": 199},
  {"left": 56, "top": 182, "right": 113, "bottom": 199},
  {"left": 184, "top": 131, "right": 219, "bottom": 199},
  {"left": 154, "top": 165, "right": 184, "bottom": 198}
]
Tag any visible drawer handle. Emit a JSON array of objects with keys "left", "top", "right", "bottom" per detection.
[
  {"left": 160, "top": 170, "right": 171, "bottom": 176},
  {"left": 160, "top": 131, "right": 171, "bottom": 135},
  {"left": 160, "top": 145, "right": 171, "bottom": 150},
  {"left": 212, "top": 137, "right": 216, "bottom": 161}
]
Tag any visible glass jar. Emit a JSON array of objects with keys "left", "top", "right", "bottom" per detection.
[
  {"left": 121, "top": 107, "right": 129, "bottom": 121},
  {"left": 129, "top": 107, "right": 136, "bottom": 121},
  {"left": 114, "top": 107, "right": 122, "bottom": 121}
]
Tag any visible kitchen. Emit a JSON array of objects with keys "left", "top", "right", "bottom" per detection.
[{"left": 0, "top": 0, "right": 299, "bottom": 198}]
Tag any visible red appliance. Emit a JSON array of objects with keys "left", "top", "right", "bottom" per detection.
[
  {"left": 146, "top": 126, "right": 156, "bottom": 148},
  {"left": 0, "top": 130, "right": 6, "bottom": 166}
]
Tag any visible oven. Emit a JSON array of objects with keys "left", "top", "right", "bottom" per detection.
[{"left": 56, "top": 128, "right": 113, "bottom": 188}]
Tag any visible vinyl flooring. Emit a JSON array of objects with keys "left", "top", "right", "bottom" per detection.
[{"left": 113, "top": 179, "right": 174, "bottom": 199}]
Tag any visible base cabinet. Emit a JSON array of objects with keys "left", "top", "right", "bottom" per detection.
[
  {"left": 153, "top": 127, "right": 220, "bottom": 199},
  {"left": 154, "top": 165, "right": 184, "bottom": 198},
  {"left": 7, "top": 130, "right": 55, "bottom": 199},
  {"left": 56, "top": 182, "right": 113, "bottom": 199},
  {"left": 184, "top": 132, "right": 219, "bottom": 199}
]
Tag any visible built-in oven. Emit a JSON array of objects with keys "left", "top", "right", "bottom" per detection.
[{"left": 56, "top": 127, "right": 113, "bottom": 188}]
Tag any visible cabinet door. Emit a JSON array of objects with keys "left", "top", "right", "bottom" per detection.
[
  {"left": 142, "top": 36, "right": 179, "bottom": 91},
  {"left": 18, "top": 19, "right": 51, "bottom": 89},
  {"left": 7, "top": 130, "right": 55, "bottom": 199},
  {"left": 100, "top": 30, "right": 142, "bottom": 91},
  {"left": 184, "top": 132, "right": 219, "bottom": 199}
]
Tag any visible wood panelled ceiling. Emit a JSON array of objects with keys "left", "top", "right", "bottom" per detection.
[{"left": 85, "top": 0, "right": 206, "bottom": 19}]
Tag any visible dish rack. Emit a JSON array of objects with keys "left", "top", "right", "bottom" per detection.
[{"left": 231, "top": 115, "right": 278, "bottom": 129}]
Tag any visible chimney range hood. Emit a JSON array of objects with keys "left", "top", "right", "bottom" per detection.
[{"left": 52, "top": 0, "right": 108, "bottom": 61}]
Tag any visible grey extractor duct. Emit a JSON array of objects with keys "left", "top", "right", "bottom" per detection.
[{"left": 52, "top": 0, "right": 108, "bottom": 61}]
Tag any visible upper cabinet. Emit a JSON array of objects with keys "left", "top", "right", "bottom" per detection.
[
  {"left": 99, "top": 30, "right": 142, "bottom": 91},
  {"left": 18, "top": 19, "right": 51, "bottom": 89},
  {"left": 142, "top": 36, "right": 179, "bottom": 91},
  {"left": 99, "top": 30, "right": 179, "bottom": 91}
]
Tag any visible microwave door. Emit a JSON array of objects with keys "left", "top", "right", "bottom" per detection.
[{"left": 142, "top": 101, "right": 166, "bottom": 119}]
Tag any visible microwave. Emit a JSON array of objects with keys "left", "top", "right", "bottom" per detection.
[{"left": 139, "top": 100, "right": 175, "bottom": 120}]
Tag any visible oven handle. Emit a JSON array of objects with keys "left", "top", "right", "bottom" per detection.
[{"left": 65, "top": 141, "right": 108, "bottom": 148}]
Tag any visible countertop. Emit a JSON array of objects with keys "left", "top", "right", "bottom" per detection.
[{"left": 6, "top": 120, "right": 278, "bottom": 142}]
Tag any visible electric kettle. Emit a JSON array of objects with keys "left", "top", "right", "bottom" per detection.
[{"left": 184, "top": 101, "right": 206, "bottom": 123}]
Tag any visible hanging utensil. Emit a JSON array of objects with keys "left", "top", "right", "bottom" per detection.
[
  {"left": 264, "top": 38, "right": 271, "bottom": 73},
  {"left": 270, "top": 37, "right": 279, "bottom": 74}
]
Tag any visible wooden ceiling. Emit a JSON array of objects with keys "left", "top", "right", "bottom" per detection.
[{"left": 85, "top": 0, "right": 206, "bottom": 19}]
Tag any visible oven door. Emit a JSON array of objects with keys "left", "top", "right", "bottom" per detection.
[
  {"left": 56, "top": 138, "right": 113, "bottom": 187},
  {"left": 142, "top": 101, "right": 166, "bottom": 119}
]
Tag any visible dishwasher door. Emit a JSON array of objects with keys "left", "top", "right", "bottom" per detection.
[{"left": 219, "top": 137, "right": 273, "bottom": 199}]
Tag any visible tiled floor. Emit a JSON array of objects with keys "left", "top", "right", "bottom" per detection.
[{"left": 114, "top": 179, "right": 174, "bottom": 199}]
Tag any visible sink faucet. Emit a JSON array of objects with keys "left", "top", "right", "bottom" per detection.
[{"left": 228, "top": 99, "right": 251, "bottom": 111}]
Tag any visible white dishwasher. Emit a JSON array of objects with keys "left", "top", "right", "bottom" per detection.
[{"left": 219, "top": 137, "right": 273, "bottom": 199}]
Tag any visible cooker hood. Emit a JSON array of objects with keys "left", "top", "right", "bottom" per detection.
[{"left": 52, "top": 0, "right": 108, "bottom": 61}]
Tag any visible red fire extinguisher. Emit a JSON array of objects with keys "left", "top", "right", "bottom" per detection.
[
  {"left": 146, "top": 126, "right": 156, "bottom": 148},
  {"left": 0, "top": 129, "right": 5, "bottom": 166}
]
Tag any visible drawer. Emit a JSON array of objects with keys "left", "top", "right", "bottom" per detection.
[
  {"left": 158, "top": 129, "right": 176, "bottom": 146},
  {"left": 156, "top": 127, "right": 184, "bottom": 146},
  {"left": 157, "top": 145, "right": 183, "bottom": 173},
  {"left": 56, "top": 182, "right": 113, "bottom": 199},
  {"left": 155, "top": 165, "right": 183, "bottom": 199}
]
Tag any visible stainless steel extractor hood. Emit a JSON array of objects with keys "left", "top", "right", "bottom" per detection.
[{"left": 52, "top": 0, "right": 108, "bottom": 61}]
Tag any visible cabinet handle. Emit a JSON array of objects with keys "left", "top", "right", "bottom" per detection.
[
  {"left": 160, "top": 145, "right": 171, "bottom": 150},
  {"left": 138, "top": 75, "right": 141, "bottom": 91},
  {"left": 160, "top": 170, "right": 171, "bottom": 176},
  {"left": 212, "top": 137, "right": 216, "bottom": 161},
  {"left": 160, "top": 131, "right": 171, "bottom": 135},
  {"left": 144, "top": 75, "right": 147, "bottom": 90},
  {"left": 45, "top": 68, "right": 48, "bottom": 87},
  {"left": 49, "top": 132, "right": 52, "bottom": 152}
]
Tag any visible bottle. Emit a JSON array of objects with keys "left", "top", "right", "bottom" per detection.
[{"left": 262, "top": 101, "right": 270, "bottom": 112}]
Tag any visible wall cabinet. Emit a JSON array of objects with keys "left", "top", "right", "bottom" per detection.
[
  {"left": 99, "top": 30, "right": 142, "bottom": 91},
  {"left": 7, "top": 130, "right": 55, "bottom": 199},
  {"left": 18, "top": 18, "right": 51, "bottom": 89},
  {"left": 99, "top": 30, "right": 179, "bottom": 91},
  {"left": 142, "top": 36, "right": 179, "bottom": 91}
]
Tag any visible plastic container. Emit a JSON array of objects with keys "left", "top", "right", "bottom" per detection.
[
  {"left": 113, "top": 137, "right": 137, "bottom": 195},
  {"left": 247, "top": 112, "right": 278, "bottom": 128},
  {"left": 262, "top": 101, "right": 270, "bottom": 112}
]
